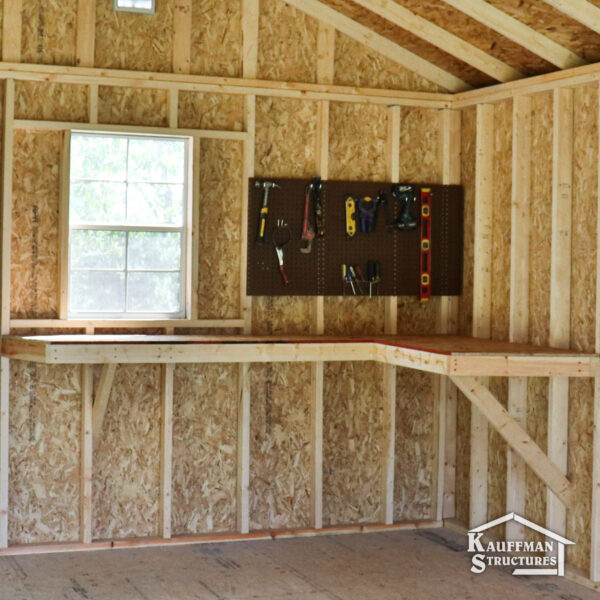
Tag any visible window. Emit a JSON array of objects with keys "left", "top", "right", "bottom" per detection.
[
  {"left": 68, "top": 132, "right": 190, "bottom": 319},
  {"left": 114, "top": 0, "right": 155, "bottom": 14}
]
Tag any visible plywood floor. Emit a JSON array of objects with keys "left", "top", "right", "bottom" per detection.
[{"left": 0, "top": 529, "right": 596, "bottom": 600}]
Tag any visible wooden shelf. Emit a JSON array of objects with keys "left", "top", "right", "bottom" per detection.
[{"left": 2, "top": 334, "right": 596, "bottom": 377}]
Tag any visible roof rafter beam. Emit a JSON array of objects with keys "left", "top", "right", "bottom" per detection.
[
  {"left": 284, "top": 0, "right": 471, "bottom": 92},
  {"left": 351, "top": 0, "right": 522, "bottom": 82},
  {"left": 441, "top": 0, "right": 585, "bottom": 69},
  {"left": 540, "top": 0, "right": 600, "bottom": 36}
]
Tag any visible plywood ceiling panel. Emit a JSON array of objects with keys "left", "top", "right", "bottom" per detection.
[
  {"left": 321, "top": 0, "right": 495, "bottom": 86},
  {"left": 389, "top": 0, "right": 557, "bottom": 75},
  {"left": 485, "top": 0, "right": 600, "bottom": 63}
]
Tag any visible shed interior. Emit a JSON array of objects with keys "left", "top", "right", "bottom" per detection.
[{"left": 1, "top": 0, "right": 600, "bottom": 596}]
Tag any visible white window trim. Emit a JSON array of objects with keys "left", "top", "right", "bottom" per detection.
[
  {"left": 64, "top": 130, "right": 193, "bottom": 321},
  {"left": 113, "top": 0, "right": 155, "bottom": 15}
]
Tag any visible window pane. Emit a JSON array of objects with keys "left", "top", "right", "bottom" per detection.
[
  {"left": 128, "top": 138, "right": 185, "bottom": 183},
  {"left": 127, "top": 272, "right": 181, "bottom": 313},
  {"left": 71, "top": 230, "right": 126, "bottom": 270},
  {"left": 70, "top": 181, "right": 127, "bottom": 224},
  {"left": 70, "top": 271, "right": 125, "bottom": 312},
  {"left": 71, "top": 134, "right": 127, "bottom": 181},
  {"left": 127, "top": 183, "right": 184, "bottom": 226},
  {"left": 128, "top": 232, "right": 181, "bottom": 270}
]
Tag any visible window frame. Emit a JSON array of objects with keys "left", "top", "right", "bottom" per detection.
[
  {"left": 62, "top": 130, "right": 194, "bottom": 321},
  {"left": 113, "top": 0, "right": 155, "bottom": 15}
]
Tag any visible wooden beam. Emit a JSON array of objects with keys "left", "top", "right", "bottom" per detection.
[
  {"left": 540, "top": 0, "right": 600, "bottom": 36},
  {"left": 440, "top": 0, "right": 585, "bottom": 70},
  {"left": 506, "top": 95, "right": 531, "bottom": 540},
  {"left": 173, "top": 0, "right": 192, "bottom": 74},
  {"left": 0, "top": 79, "right": 14, "bottom": 550},
  {"left": 352, "top": 0, "right": 521, "bottom": 82},
  {"left": 284, "top": 0, "right": 470, "bottom": 92},
  {"left": 80, "top": 365, "right": 93, "bottom": 544},
  {"left": 13, "top": 119, "right": 247, "bottom": 141},
  {"left": 91, "top": 364, "right": 116, "bottom": 446},
  {"left": 168, "top": 89, "right": 178, "bottom": 129},
  {"left": 470, "top": 103, "right": 494, "bottom": 528},
  {"left": 437, "top": 108, "right": 461, "bottom": 521},
  {"left": 382, "top": 105, "right": 400, "bottom": 525},
  {"left": 0, "top": 62, "right": 452, "bottom": 108},
  {"left": 547, "top": 87, "right": 573, "bottom": 539},
  {"left": 58, "top": 132, "right": 70, "bottom": 320},
  {"left": 591, "top": 83, "right": 600, "bottom": 584},
  {"left": 88, "top": 84, "right": 98, "bottom": 125},
  {"left": 317, "top": 22, "right": 335, "bottom": 85},
  {"left": 159, "top": 364, "right": 174, "bottom": 539},
  {"left": 451, "top": 376, "right": 575, "bottom": 509},
  {"left": 0, "top": 359, "right": 8, "bottom": 548},
  {"left": 472, "top": 104, "right": 494, "bottom": 340},
  {"left": 242, "top": 0, "right": 259, "bottom": 80},
  {"left": 2, "top": 80, "right": 15, "bottom": 334},
  {"left": 2, "top": 1, "right": 22, "bottom": 63},
  {"left": 309, "top": 25, "right": 332, "bottom": 530},
  {"left": 76, "top": 0, "right": 96, "bottom": 68},
  {"left": 237, "top": 364, "right": 250, "bottom": 533},
  {"left": 310, "top": 361, "right": 323, "bottom": 529}
]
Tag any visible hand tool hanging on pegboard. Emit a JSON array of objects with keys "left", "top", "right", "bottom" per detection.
[
  {"left": 313, "top": 176, "right": 324, "bottom": 238},
  {"left": 345, "top": 196, "right": 357, "bottom": 237},
  {"left": 300, "top": 183, "right": 316, "bottom": 253},
  {"left": 273, "top": 219, "right": 290, "bottom": 285},
  {"left": 388, "top": 185, "right": 418, "bottom": 232},
  {"left": 255, "top": 180, "right": 280, "bottom": 244},
  {"left": 419, "top": 188, "right": 432, "bottom": 302}
]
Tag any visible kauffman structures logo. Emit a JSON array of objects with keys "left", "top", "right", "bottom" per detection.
[{"left": 468, "top": 512, "right": 574, "bottom": 576}]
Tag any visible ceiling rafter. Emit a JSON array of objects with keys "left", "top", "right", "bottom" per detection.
[
  {"left": 540, "top": 0, "right": 600, "bottom": 36},
  {"left": 440, "top": 0, "right": 586, "bottom": 70},
  {"left": 350, "top": 0, "right": 522, "bottom": 82},
  {"left": 284, "top": 0, "right": 472, "bottom": 92}
]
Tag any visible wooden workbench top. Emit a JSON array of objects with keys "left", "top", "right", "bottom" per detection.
[{"left": 2, "top": 334, "right": 596, "bottom": 377}]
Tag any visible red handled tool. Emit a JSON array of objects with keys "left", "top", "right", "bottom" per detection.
[{"left": 273, "top": 220, "right": 290, "bottom": 286}]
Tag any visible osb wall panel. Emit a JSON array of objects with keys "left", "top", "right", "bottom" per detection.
[
  {"left": 529, "top": 92, "right": 553, "bottom": 347},
  {"left": 172, "top": 364, "right": 237, "bottom": 535},
  {"left": 397, "top": 107, "right": 442, "bottom": 334},
  {"left": 324, "top": 0, "right": 492, "bottom": 88},
  {"left": 11, "top": 129, "right": 62, "bottom": 319},
  {"left": 567, "top": 378, "right": 593, "bottom": 572},
  {"left": 178, "top": 92, "right": 244, "bottom": 131},
  {"left": 333, "top": 33, "right": 441, "bottom": 93},
  {"left": 394, "top": 369, "right": 435, "bottom": 521},
  {"left": 392, "top": 0, "right": 554, "bottom": 75},
  {"left": 486, "top": 101, "right": 511, "bottom": 538},
  {"left": 323, "top": 361, "right": 383, "bottom": 525},
  {"left": 525, "top": 377, "right": 547, "bottom": 544},
  {"left": 197, "top": 139, "right": 243, "bottom": 320},
  {"left": 249, "top": 363, "right": 311, "bottom": 531},
  {"left": 95, "top": 0, "right": 173, "bottom": 72},
  {"left": 252, "top": 97, "right": 318, "bottom": 334},
  {"left": 98, "top": 87, "right": 168, "bottom": 127},
  {"left": 455, "top": 392, "right": 470, "bottom": 525},
  {"left": 458, "top": 107, "right": 476, "bottom": 337},
  {"left": 525, "top": 93, "right": 553, "bottom": 543},
  {"left": 485, "top": 0, "right": 600, "bottom": 64},
  {"left": 15, "top": 81, "right": 88, "bottom": 122},
  {"left": 190, "top": 0, "right": 242, "bottom": 77},
  {"left": 93, "top": 365, "right": 161, "bottom": 540},
  {"left": 490, "top": 100, "right": 512, "bottom": 343},
  {"left": 325, "top": 102, "right": 387, "bottom": 334},
  {"left": 21, "top": 0, "right": 77, "bottom": 65},
  {"left": 571, "top": 85, "right": 598, "bottom": 355},
  {"left": 565, "top": 83, "right": 598, "bottom": 573},
  {"left": 8, "top": 362, "right": 80, "bottom": 545},
  {"left": 257, "top": 0, "right": 317, "bottom": 84}
]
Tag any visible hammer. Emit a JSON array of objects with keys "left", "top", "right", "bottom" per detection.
[{"left": 255, "top": 180, "right": 280, "bottom": 244}]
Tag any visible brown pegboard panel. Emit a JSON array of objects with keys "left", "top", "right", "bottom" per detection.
[{"left": 247, "top": 178, "right": 462, "bottom": 297}]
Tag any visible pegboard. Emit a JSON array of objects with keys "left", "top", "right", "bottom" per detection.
[{"left": 246, "top": 178, "right": 463, "bottom": 297}]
